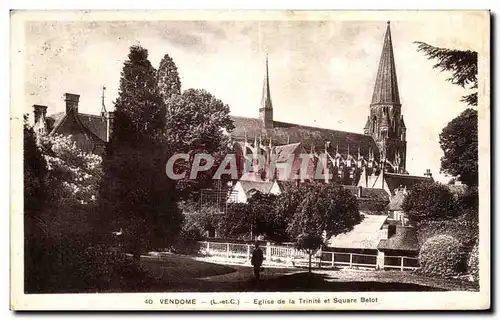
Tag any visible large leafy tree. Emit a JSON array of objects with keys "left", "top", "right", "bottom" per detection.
[
  {"left": 402, "top": 182, "right": 458, "bottom": 224},
  {"left": 286, "top": 183, "right": 361, "bottom": 272},
  {"left": 98, "top": 45, "right": 181, "bottom": 259},
  {"left": 439, "top": 108, "right": 478, "bottom": 186},
  {"left": 415, "top": 42, "right": 478, "bottom": 106},
  {"left": 157, "top": 53, "right": 182, "bottom": 101},
  {"left": 164, "top": 88, "right": 235, "bottom": 199}
]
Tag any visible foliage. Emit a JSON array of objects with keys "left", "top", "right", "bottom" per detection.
[
  {"left": 439, "top": 108, "right": 478, "bottom": 186},
  {"left": 98, "top": 45, "right": 182, "bottom": 259},
  {"left": 112, "top": 45, "right": 165, "bottom": 144},
  {"left": 402, "top": 182, "right": 458, "bottom": 224},
  {"left": 419, "top": 235, "right": 466, "bottom": 277},
  {"left": 247, "top": 192, "right": 280, "bottom": 241},
  {"left": 40, "top": 134, "right": 102, "bottom": 206},
  {"left": 23, "top": 115, "right": 48, "bottom": 218},
  {"left": 157, "top": 53, "right": 182, "bottom": 101},
  {"left": 285, "top": 183, "right": 361, "bottom": 272},
  {"left": 414, "top": 42, "right": 477, "bottom": 106},
  {"left": 218, "top": 203, "right": 253, "bottom": 239},
  {"left": 164, "top": 89, "right": 235, "bottom": 198},
  {"left": 417, "top": 208, "right": 478, "bottom": 252},
  {"left": 468, "top": 241, "right": 479, "bottom": 281},
  {"left": 98, "top": 140, "right": 182, "bottom": 256}
]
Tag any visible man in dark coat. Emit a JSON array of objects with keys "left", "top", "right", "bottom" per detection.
[{"left": 251, "top": 242, "right": 264, "bottom": 279}]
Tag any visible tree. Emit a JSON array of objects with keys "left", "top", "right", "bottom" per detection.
[
  {"left": 439, "top": 108, "right": 478, "bottom": 186},
  {"left": 247, "top": 192, "right": 280, "bottom": 241},
  {"left": 164, "top": 89, "right": 235, "bottom": 199},
  {"left": 415, "top": 42, "right": 478, "bottom": 106},
  {"left": 24, "top": 115, "right": 49, "bottom": 292},
  {"left": 157, "top": 53, "right": 182, "bottom": 101},
  {"left": 286, "top": 183, "right": 361, "bottom": 272},
  {"left": 112, "top": 45, "right": 165, "bottom": 144},
  {"left": 402, "top": 182, "right": 457, "bottom": 224},
  {"left": 98, "top": 45, "right": 182, "bottom": 259}
]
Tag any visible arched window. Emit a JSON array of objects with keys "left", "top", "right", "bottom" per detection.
[{"left": 372, "top": 116, "right": 377, "bottom": 133}]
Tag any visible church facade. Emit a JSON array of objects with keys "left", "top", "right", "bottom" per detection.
[{"left": 229, "top": 22, "right": 432, "bottom": 194}]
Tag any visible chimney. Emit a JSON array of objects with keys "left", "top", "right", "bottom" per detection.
[
  {"left": 357, "top": 186, "right": 363, "bottom": 198},
  {"left": 65, "top": 93, "right": 80, "bottom": 114},
  {"left": 33, "top": 104, "right": 48, "bottom": 124},
  {"left": 424, "top": 169, "right": 432, "bottom": 178},
  {"left": 388, "top": 224, "right": 397, "bottom": 239}
]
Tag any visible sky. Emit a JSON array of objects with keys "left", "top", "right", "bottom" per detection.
[{"left": 21, "top": 11, "right": 487, "bottom": 183}]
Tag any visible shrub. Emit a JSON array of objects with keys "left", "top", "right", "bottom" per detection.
[
  {"left": 468, "top": 242, "right": 479, "bottom": 281},
  {"left": 402, "top": 182, "right": 457, "bottom": 224},
  {"left": 417, "top": 209, "right": 478, "bottom": 251},
  {"left": 419, "top": 235, "right": 466, "bottom": 277}
]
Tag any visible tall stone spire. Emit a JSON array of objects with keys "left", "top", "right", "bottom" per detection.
[
  {"left": 371, "top": 22, "right": 400, "bottom": 106},
  {"left": 259, "top": 53, "right": 273, "bottom": 128}
]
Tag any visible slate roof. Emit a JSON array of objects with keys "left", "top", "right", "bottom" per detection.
[
  {"left": 384, "top": 172, "right": 433, "bottom": 194},
  {"left": 47, "top": 112, "right": 108, "bottom": 144},
  {"left": 273, "top": 143, "right": 302, "bottom": 162},
  {"left": 230, "top": 116, "right": 379, "bottom": 157},
  {"left": 327, "top": 214, "right": 388, "bottom": 250},
  {"left": 238, "top": 180, "right": 276, "bottom": 196},
  {"left": 387, "top": 191, "right": 406, "bottom": 211},
  {"left": 342, "top": 185, "right": 390, "bottom": 202},
  {"left": 377, "top": 226, "right": 419, "bottom": 252},
  {"left": 371, "top": 22, "right": 400, "bottom": 106}
]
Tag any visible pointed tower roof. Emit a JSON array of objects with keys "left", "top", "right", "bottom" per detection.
[
  {"left": 363, "top": 116, "right": 371, "bottom": 130},
  {"left": 260, "top": 54, "right": 273, "bottom": 110},
  {"left": 400, "top": 114, "right": 406, "bottom": 129},
  {"left": 371, "top": 22, "right": 401, "bottom": 106}
]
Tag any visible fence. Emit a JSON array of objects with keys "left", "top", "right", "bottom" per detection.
[
  {"left": 198, "top": 241, "right": 418, "bottom": 270},
  {"left": 383, "top": 255, "right": 419, "bottom": 271}
]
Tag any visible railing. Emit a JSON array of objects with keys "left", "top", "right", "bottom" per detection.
[
  {"left": 384, "top": 255, "right": 419, "bottom": 271},
  {"left": 198, "top": 241, "right": 392, "bottom": 270}
]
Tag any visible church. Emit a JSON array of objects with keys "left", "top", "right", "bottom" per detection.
[
  {"left": 228, "top": 22, "right": 433, "bottom": 197},
  {"left": 31, "top": 22, "right": 433, "bottom": 200}
]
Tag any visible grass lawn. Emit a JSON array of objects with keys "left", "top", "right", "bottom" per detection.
[{"left": 133, "top": 254, "right": 478, "bottom": 292}]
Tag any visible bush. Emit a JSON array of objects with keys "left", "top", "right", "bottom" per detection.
[
  {"left": 417, "top": 210, "right": 478, "bottom": 251},
  {"left": 402, "top": 182, "right": 457, "bottom": 224},
  {"left": 419, "top": 235, "right": 466, "bottom": 278},
  {"left": 468, "top": 242, "right": 479, "bottom": 281}
]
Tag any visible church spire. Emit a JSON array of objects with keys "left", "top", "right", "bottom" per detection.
[
  {"left": 371, "top": 21, "right": 401, "bottom": 106},
  {"left": 100, "top": 86, "right": 107, "bottom": 117},
  {"left": 259, "top": 53, "right": 274, "bottom": 128}
]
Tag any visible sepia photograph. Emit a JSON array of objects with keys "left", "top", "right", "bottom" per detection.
[{"left": 10, "top": 10, "right": 490, "bottom": 310}]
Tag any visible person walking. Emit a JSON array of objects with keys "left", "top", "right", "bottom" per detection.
[{"left": 251, "top": 242, "right": 264, "bottom": 280}]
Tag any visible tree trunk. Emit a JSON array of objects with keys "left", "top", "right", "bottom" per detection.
[{"left": 308, "top": 250, "right": 312, "bottom": 273}]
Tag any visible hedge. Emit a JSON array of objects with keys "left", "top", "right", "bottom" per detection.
[{"left": 419, "top": 235, "right": 466, "bottom": 277}]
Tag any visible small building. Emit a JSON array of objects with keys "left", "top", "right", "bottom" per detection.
[
  {"left": 33, "top": 91, "right": 112, "bottom": 155},
  {"left": 377, "top": 225, "right": 420, "bottom": 270},
  {"left": 342, "top": 185, "right": 390, "bottom": 215},
  {"left": 229, "top": 179, "right": 281, "bottom": 203},
  {"left": 387, "top": 187, "right": 408, "bottom": 224}
]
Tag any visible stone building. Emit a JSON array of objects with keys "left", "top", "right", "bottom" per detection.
[{"left": 229, "top": 22, "right": 429, "bottom": 193}]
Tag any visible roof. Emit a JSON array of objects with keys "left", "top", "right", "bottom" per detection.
[
  {"left": 377, "top": 226, "right": 419, "bottom": 252},
  {"left": 230, "top": 116, "right": 379, "bottom": 158},
  {"left": 238, "top": 180, "right": 276, "bottom": 196},
  {"left": 48, "top": 112, "right": 108, "bottom": 144},
  {"left": 48, "top": 111, "right": 107, "bottom": 145},
  {"left": 384, "top": 172, "right": 433, "bottom": 194},
  {"left": 273, "top": 143, "right": 302, "bottom": 162},
  {"left": 387, "top": 191, "right": 406, "bottom": 211},
  {"left": 260, "top": 55, "right": 273, "bottom": 110},
  {"left": 342, "top": 185, "right": 390, "bottom": 202},
  {"left": 371, "top": 22, "right": 401, "bottom": 106},
  {"left": 327, "top": 214, "right": 388, "bottom": 250}
]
